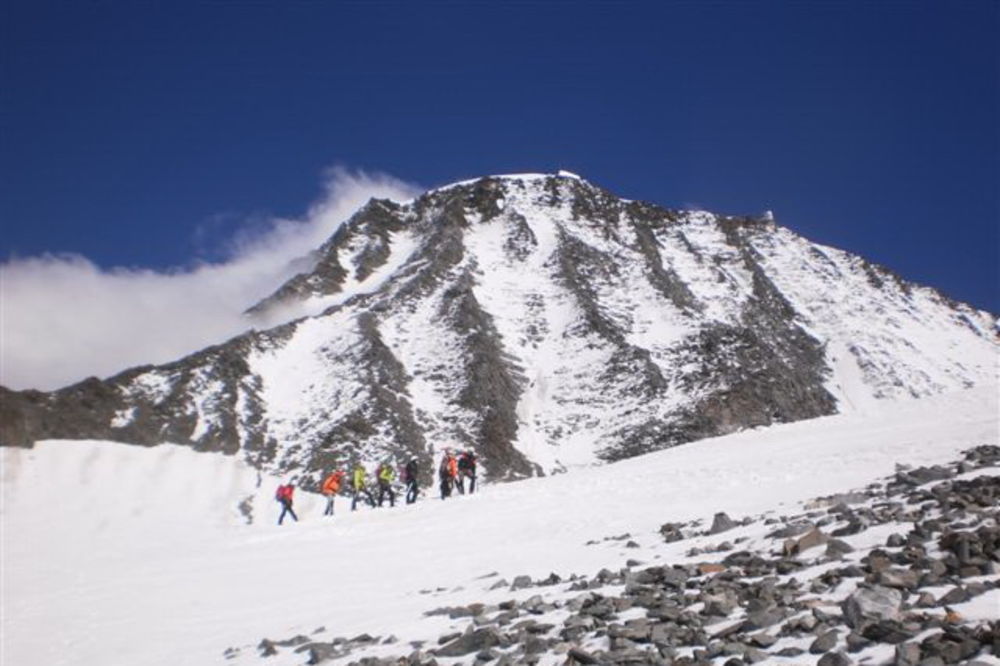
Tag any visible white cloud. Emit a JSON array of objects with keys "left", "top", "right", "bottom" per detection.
[{"left": 0, "top": 167, "right": 422, "bottom": 391}]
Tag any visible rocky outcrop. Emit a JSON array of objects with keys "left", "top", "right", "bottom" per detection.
[
  {"left": 0, "top": 338, "right": 265, "bottom": 456},
  {"left": 248, "top": 199, "right": 406, "bottom": 316},
  {"left": 439, "top": 274, "right": 536, "bottom": 479}
]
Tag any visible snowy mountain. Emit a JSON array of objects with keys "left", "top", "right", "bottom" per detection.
[{"left": 1, "top": 173, "right": 995, "bottom": 486}]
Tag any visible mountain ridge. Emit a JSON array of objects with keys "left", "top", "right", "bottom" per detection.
[{"left": 1, "top": 173, "right": 995, "bottom": 488}]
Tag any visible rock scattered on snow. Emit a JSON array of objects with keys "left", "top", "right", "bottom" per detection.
[{"left": 254, "top": 446, "right": 1000, "bottom": 666}]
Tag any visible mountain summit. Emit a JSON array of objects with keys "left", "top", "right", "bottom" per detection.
[{"left": 1, "top": 174, "right": 994, "bottom": 484}]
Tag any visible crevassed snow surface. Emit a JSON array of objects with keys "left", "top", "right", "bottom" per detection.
[{"left": 2, "top": 385, "right": 997, "bottom": 665}]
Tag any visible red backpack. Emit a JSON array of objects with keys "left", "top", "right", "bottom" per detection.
[{"left": 275, "top": 484, "right": 293, "bottom": 502}]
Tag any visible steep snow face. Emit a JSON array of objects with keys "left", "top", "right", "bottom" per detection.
[
  {"left": 2, "top": 385, "right": 996, "bottom": 666},
  {"left": 2, "top": 174, "right": 996, "bottom": 482},
  {"left": 652, "top": 210, "right": 754, "bottom": 323},
  {"left": 250, "top": 312, "right": 367, "bottom": 463},
  {"left": 743, "top": 227, "right": 995, "bottom": 406},
  {"left": 461, "top": 203, "right": 613, "bottom": 471}
]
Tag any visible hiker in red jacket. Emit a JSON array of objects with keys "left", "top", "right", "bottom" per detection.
[{"left": 276, "top": 482, "right": 298, "bottom": 525}]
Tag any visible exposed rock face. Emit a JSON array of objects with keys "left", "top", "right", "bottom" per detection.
[
  {"left": 1, "top": 174, "right": 995, "bottom": 486},
  {"left": 0, "top": 339, "right": 267, "bottom": 457}
]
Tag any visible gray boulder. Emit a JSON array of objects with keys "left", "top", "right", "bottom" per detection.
[
  {"left": 826, "top": 538, "right": 855, "bottom": 558},
  {"left": 818, "top": 651, "right": 853, "bottom": 666},
  {"left": 566, "top": 647, "right": 600, "bottom": 664},
  {"left": 879, "top": 569, "right": 921, "bottom": 590},
  {"left": 743, "top": 606, "right": 785, "bottom": 630},
  {"left": 810, "top": 629, "right": 840, "bottom": 654},
  {"left": 709, "top": 512, "right": 738, "bottom": 535},
  {"left": 894, "top": 642, "right": 921, "bottom": 666},
  {"left": 434, "top": 628, "right": 504, "bottom": 657},
  {"left": 510, "top": 575, "right": 533, "bottom": 591},
  {"left": 784, "top": 526, "right": 829, "bottom": 556},
  {"left": 842, "top": 585, "right": 902, "bottom": 629}
]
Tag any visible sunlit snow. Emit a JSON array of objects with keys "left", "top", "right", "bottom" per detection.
[{"left": 2, "top": 383, "right": 996, "bottom": 665}]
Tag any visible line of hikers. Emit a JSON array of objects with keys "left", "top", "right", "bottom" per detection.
[{"left": 274, "top": 449, "right": 477, "bottom": 525}]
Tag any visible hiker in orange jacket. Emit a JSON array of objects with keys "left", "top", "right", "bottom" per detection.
[
  {"left": 439, "top": 450, "right": 458, "bottom": 500},
  {"left": 449, "top": 455, "right": 459, "bottom": 495},
  {"left": 321, "top": 469, "right": 345, "bottom": 516}
]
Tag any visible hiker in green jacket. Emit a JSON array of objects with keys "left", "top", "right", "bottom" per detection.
[
  {"left": 351, "top": 463, "right": 376, "bottom": 511},
  {"left": 377, "top": 460, "right": 397, "bottom": 507}
]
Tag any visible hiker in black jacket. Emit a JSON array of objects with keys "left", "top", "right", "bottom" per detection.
[
  {"left": 404, "top": 457, "right": 419, "bottom": 504},
  {"left": 457, "top": 450, "right": 477, "bottom": 494}
]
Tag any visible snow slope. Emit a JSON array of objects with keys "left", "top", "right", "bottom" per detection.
[{"left": 2, "top": 383, "right": 997, "bottom": 665}]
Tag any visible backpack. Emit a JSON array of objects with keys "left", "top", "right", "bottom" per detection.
[
  {"left": 275, "top": 484, "right": 291, "bottom": 501},
  {"left": 322, "top": 472, "right": 341, "bottom": 495}
]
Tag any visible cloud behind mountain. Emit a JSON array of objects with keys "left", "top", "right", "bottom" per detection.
[{"left": 0, "top": 168, "right": 420, "bottom": 390}]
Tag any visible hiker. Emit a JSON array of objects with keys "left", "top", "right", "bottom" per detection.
[
  {"left": 458, "top": 450, "right": 477, "bottom": 494},
  {"left": 448, "top": 450, "right": 461, "bottom": 494},
  {"left": 351, "top": 463, "right": 376, "bottom": 511},
  {"left": 377, "top": 460, "right": 397, "bottom": 507},
  {"left": 404, "top": 457, "right": 419, "bottom": 504},
  {"left": 276, "top": 482, "right": 298, "bottom": 525},
  {"left": 439, "top": 450, "right": 457, "bottom": 499},
  {"left": 321, "top": 468, "right": 345, "bottom": 516}
]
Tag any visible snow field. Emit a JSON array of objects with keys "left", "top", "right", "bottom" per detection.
[{"left": 2, "top": 383, "right": 997, "bottom": 665}]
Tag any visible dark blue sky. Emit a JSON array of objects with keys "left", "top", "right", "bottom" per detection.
[{"left": 2, "top": 1, "right": 997, "bottom": 311}]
